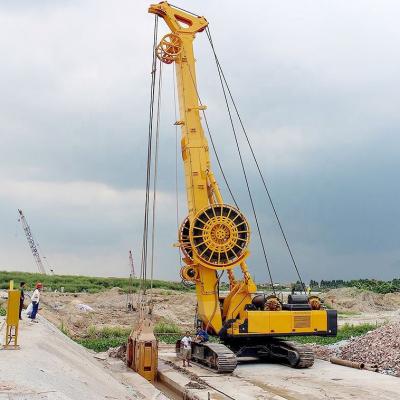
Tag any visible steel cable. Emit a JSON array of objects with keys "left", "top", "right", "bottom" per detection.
[
  {"left": 208, "top": 48, "right": 276, "bottom": 294},
  {"left": 139, "top": 15, "right": 159, "bottom": 309},
  {"left": 149, "top": 59, "right": 163, "bottom": 299},
  {"left": 206, "top": 27, "right": 305, "bottom": 293}
]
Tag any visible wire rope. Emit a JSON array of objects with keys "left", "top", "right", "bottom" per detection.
[
  {"left": 184, "top": 60, "right": 239, "bottom": 208},
  {"left": 206, "top": 26, "right": 305, "bottom": 293},
  {"left": 149, "top": 59, "right": 163, "bottom": 300},
  {"left": 139, "top": 15, "right": 159, "bottom": 312},
  {"left": 211, "top": 58, "right": 276, "bottom": 294}
]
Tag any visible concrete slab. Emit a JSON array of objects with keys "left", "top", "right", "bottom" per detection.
[
  {"left": 159, "top": 348, "right": 400, "bottom": 400},
  {"left": 159, "top": 352, "right": 287, "bottom": 399},
  {"left": 0, "top": 316, "right": 146, "bottom": 400},
  {"left": 234, "top": 359, "right": 400, "bottom": 400}
]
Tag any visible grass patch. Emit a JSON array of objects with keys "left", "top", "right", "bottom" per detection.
[
  {"left": 71, "top": 325, "right": 132, "bottom": 352},
  {"left": 154, "top": 320, "right": 182, "bottom": 334},
  {"left": 154, "top": 320, "right": 182, "bottom": 344},
  {"left": 71, "top": 321, "right": 184, "bottom": 352},
  {"left": 0, "top": 270, "right": 191, "bottom": 293},
  {"left": 0, "top": 307, "right": 6, "bottom": 316},
  {"left": 290, "top": 323, "right": 378, "bottom": 345},
  {"left": 76, "top": 338, "right": 127, "bottom": 352}
]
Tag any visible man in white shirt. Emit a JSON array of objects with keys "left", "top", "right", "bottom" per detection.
[
  {"left": 180, "top": 331, "right": 192, "bottom": 367},
  {"left": 29, "top": 282, "right": 42, "bottom": 323}
]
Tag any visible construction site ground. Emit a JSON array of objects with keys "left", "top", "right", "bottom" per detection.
[
  {"left": 37, "top": 287, "right": 400, "bottom": 338},
  {"left": 2, "top": 314, "right": 400, "bottom": 400},
  {"left": 0, "top": 316, "right": 166, "bottom": 400},
  {"left": 157, "top": 345, "right": 400, "bottom": 400},
  {"left": 2, "top": 287, "right": 400, "bottom": 399}
]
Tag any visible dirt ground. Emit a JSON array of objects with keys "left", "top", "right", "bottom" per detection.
[
  {"left": 39, "top": 288, "right": 196, "bottom": 337},
  {"left": 320, "top": 287, "right": 400, "bottom": 326},
  {"left": 36, "top": 286, "right": 400, "bottom": 338}
]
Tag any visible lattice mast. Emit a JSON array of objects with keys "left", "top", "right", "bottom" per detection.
[
  {"left": 129, "top": 250, "right": 135, "bottom": 278},
  {"left": 17, "top": 209, "right": 46, "bottom": 275}
]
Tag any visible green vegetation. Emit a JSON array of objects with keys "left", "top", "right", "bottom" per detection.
[
  {"left": 0, "top": 271, "right": 191, "bottom": 293},
  {"left": 0, "top": 307, "right": 6, "bottom": 316},
  {"left": 68, "top": 320, "right": 183, "bottom": 352},
  {"left": 73, "top": 322, "right": 378, "bottom": 352},
  {"left": 309, "top": 279, "right": 400, "bottom": 294},
  {"left": 154, "top": 320, "right": 182, "bottom": 344},
  {"left": 290, "top": 323, "right": 378, "bottom": 345},
  {"left": 76, "top": 326, "right": 132, "bottom": 352}
]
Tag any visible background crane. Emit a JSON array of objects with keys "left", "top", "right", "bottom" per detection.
[
  {"left": 129, "top": 250, "right": 135, "bottom": 279},
  {"left": 17, "top": 209, "right": 47, "bottom": 275},
  {"left": 126, "top": 250, "right": 136, "bottom": 311}
]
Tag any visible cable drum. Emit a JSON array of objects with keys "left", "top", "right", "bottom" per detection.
[
  {"left": 178, "top": 216, "right": 193, "bottom": 260},
  {"left": 190, "top": 204, "right": 250, "bottom": 269}
]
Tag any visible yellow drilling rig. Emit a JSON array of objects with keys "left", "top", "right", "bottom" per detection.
[{"left": 148, "top": 2, "right": 337, "bottom": 373}]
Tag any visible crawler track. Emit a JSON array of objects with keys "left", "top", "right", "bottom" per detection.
[
  {"left": 176, "top": 341, "right": 237, "bottom": 373},
  {"left": 177, "top": 339, "right": 314, "bottom": 373},
  {"left": 269, "top": 339, "right": 315, "bottom": 368}
]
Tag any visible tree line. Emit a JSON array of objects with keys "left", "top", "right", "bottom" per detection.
[{"left": 309, "top": 278, "right": 400, "bottom": 294}]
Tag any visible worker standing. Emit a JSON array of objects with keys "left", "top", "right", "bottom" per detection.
[
  {"left": 180, "top": 331, "right": 192, "bottom": 367},
  {"left": 19, "top": 281, "right": 26, "bottom": 320},
  {"left": 29, "top": 282, "right": 42, "bottom": 323}
]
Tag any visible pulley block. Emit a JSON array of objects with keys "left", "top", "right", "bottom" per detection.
[
  {"left": 180, "top": 265, "right": 198, "bottom": 282},
  {"left": 155, "top": 33, "right": 183, "bottom": 64},
  {"left": 189, "top": 204, "right": 250, "bottom": 269}
]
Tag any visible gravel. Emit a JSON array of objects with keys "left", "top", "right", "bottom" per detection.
[{"left": 339, "top": 322, "right": 400, "bottom": 376}]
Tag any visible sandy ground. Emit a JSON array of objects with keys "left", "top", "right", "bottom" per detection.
[
  {"left": 35, "top": 287, "right": 400, "bottom": 338},
  {"left": 321, "top": 287, "right": 400, "bottom": 313},
  {"left": 38, "top": 288, "right": 196, "bottom": 337}
]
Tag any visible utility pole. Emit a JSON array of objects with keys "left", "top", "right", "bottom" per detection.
[{"left": 17, "top": 209, "right": 47, "bottom": 275}]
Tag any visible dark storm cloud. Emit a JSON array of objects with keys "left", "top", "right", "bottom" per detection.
[{"left": 1, "top": 0, "right": 399, "bottom": 281}]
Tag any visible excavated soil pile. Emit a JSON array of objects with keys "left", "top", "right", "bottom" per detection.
[
  {"left": 40, "top": 288, "right": 196, "bottom": 337},
  {"left": 321, "top": 288, "right": 400, "bottom": 312},
  {"left": 339, "top": 322, "right": 400, "bottom": 376}
]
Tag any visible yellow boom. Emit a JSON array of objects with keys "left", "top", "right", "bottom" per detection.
[{"left": 149, "top": 2, "right": 337, "bottom": 372}]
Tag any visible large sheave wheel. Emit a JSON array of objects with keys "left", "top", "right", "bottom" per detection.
[{"left": 190, "top": 204, "right": 250, "bottom": 268}]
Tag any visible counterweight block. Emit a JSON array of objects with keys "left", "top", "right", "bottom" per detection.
[{"left": 190, "top": 204, "right": 250, "bottom": 269}]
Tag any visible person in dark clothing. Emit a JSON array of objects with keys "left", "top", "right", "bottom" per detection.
[
  {"left": 19, "top": 281, "right": 26, "bottom": 320},
  {"left": 195, "top": 328, "right": 209, "bottom": 343}
]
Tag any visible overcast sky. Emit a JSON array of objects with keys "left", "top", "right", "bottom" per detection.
[{"left": 1, "top": 0, "right": 399, "bottom": 283}]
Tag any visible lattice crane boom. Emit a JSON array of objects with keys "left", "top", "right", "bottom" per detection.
[
  {"left": 129, "top": 250, "right": 135, "bottom": 278},
  {"left": 18, "top": 209, "right": 47, "bottom": 275}
]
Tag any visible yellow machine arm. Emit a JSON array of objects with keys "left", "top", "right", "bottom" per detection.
[
  {"left": 149, "top": 2, "right": 257, "bottom": 334},
  {"left": 149, "top": 7, "right": 336, "bottom": 371}
]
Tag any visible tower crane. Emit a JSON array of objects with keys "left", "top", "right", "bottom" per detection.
[
  {"left": 148, "top": 2, "right": 337, "bottom": 373},
  {"left": 18, "top": 209, "right": 47, "bottom": 275}
]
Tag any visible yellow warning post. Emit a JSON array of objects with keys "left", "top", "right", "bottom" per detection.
[{"left": 3, "top": 280, "right": 21, "bottom": 350}]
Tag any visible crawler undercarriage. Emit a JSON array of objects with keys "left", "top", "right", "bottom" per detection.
[{"left": 176, "top": 338, "right": 314, "bottom": 373}]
